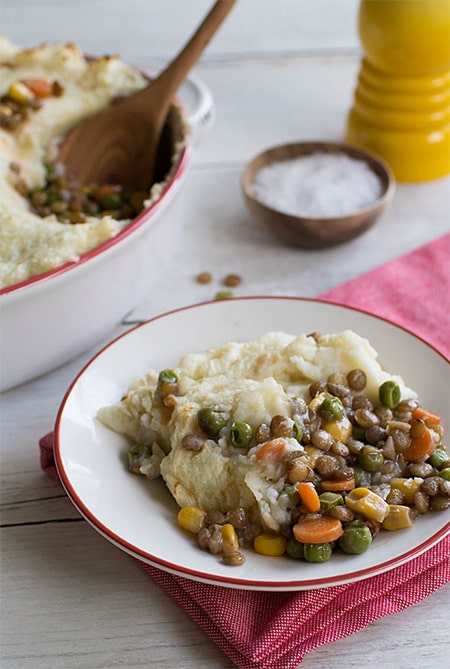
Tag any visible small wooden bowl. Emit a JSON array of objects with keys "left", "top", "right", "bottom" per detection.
[{"left": 242, "top": 141, "right": 395, "bottom": 249}]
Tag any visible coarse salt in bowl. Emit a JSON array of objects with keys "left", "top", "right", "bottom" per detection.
[{"left": 242, "top": 141, "right": 396, "bottom": 249}]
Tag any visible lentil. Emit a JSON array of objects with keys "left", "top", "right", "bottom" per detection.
[
  {"left": 287, "top": 459, "right": 311, "bottom": 484},
  {"left": 311, "top": 429, "right": 334, "bottom": 451},
  {"left": 347, "top": 368, "right": 367, "bottom": 391},
  {"left": 222, "top": 550, "right": 246, "bottom": 566},
  {"left": 315, "top": 454, "right": 340, "bottom": 477},
  {"left": 255, "top": 423, "right": 271, "bottom": 443},
  {"left": 430, "top": 496, "right": 450, "bottom": 511},
  {"left": 182, "top": 433, "right": 205, "bottom": 452},
  {"left": 354, "top": 408, "right": 379, "bottom": 428},
  {"left": 365, "top": 425, "right": 387, "bottom": 445},
  {"left": 327, "top": 372, "right": 348, "bottom": 386},
  {"left": 226, "top": 507, "right": 248, "bottom": 529},
  {"left": 386, "top": 488, "right": 404, "bottom": 505},
  {"left": 196, "top": 271, "right": 212, "bottom": 284},
  {"left": 382, "top": 436, "right": 396, "bottom": 460},
  {"left": 270, "top": 414, "right": 294, "bottom": 438},
  {"left": 390, "top": 429, "right": 411, "bottom": 453},
  {"left": 12, "top": 159, "right": 147, "bottom": 223},
  {"left": 223, "top": 273, "right": 242, "bottom": 287},
  {"left": 326, "top": 383, "right": 350, "bottom": 400},
  {"left": 421, "top": 477, "right": 440, "bottom": 496},
  {"left": 352, "top": 395, "right": 373, "bottom": 410},
  {"left": 328, "top": 505, "right": 354, "bottom": 522},
  {"left": 208, "top": 525, "right": 224, "bottom": 554},
  {"left": 406, "top": 462, "right": 435, "bottom": 478},
  {"left": 309, "top": 381, "right": 327, "bottom": 398},
  {"left": 330, "top": 441, "right": 350, "bottom": 458},
  {"left": 414, "top": 490, "right": 430, "bottom": 514},
  {"left": 375, "top": 406, "right": 394, "bottom": 423},
  {"left": 197, "top": 527, "right": 212, "bottom": 550}
]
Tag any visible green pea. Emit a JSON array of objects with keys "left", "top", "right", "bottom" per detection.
[
  {"left": 214, "top": 290, "right": 234, "bottom": 300},
  {"left": 286, "top": 536, "right": 304, "bottom": 559},
  {"left": 352, "top": 425, "right": 366, "bottom": 440},
  {"left": 353, "top": 465, "right": 372, "bottom": 487},
  {"left": 158, "top": 369, "right": 178, "bottom": 385},
  {"left": 293, "top": 421, "right": 303, "bottom": 442},
  {"left": 319, "top": 492, "right": 343, "bottom": 512},
  {"left": 440, "top": 467, "right": 450, "bottom": 481},
  {"left": 282, "top": 484, "right": 300, "bottom": 505},
  {"left": 429, "top": 448, "right": 449, "bottom": 470},
  {"left": 320, "top": 395, "right": 344, "bottom": 420},
  {"left": 127, "top": 444, "right": 152, "bottom": 473},
  {"left": 130, "top": 190, "right": 147, "bottom": 214},
  {"left": 198, "top": 407, "right": 227, "bottom": 436},
  {"left": 45, "top": 162, "right": 61, "bottom": 182},
  {"left": 303, "top": 542, "right": 333, "bottom": 563},
  {"left": 339, "top": 525, "right": 372, "bottom": 554},
  {"left": 101, "top": 192, "right": 123, "bottom": 210},
  {"left": 358, "top": 445, "right": 384, "bottom": 472},
  {"left": 230, "top": 421, "right": 253, "bottom": 448},
  {"left": 86, "top": 201, "right": 100, "bottom": 216},
  {"left": 46, "top": 186, "right": 59, "bottom": 205},
  {"left": 378, "top": 380, "right": 401, "bottom": 408},
  {"left": 343, "top": 517, "right": 365, "bottom": 528},
  {"left": 44, "top": 162, "right": 53, "bottom": 180}
]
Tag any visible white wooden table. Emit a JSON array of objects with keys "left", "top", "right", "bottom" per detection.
[{"left": 1, "top": 2, "right": 449, "bottom": 668}]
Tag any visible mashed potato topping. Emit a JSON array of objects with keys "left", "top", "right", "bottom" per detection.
[
  {"left": 0, "top": 38, "right": 182, "bottom": 289},
  {"left": 97, "top": 330, "right": 418, "bottom": 537}
]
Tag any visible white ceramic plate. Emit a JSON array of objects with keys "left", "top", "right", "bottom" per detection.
[{"left": 54, "top": 297, "right": 450, "bottom": 591}]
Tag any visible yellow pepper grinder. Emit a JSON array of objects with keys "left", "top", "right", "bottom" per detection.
[{"left": 346, "top": 0, "right": 450, "bottom": 182}]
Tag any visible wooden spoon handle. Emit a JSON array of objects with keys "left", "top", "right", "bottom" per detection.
[{"left": 141, "top": 0, "right": 236, "bottom": 105}]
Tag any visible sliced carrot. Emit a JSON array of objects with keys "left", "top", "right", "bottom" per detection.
[
  {"left": 412, "top": 407, "right": 441, "bottom": 427},
  {"left": 22, "top": 77, "right": 53, "bottom": 98},
  {"left": 403, "top": 427, "right": 436, "bottom": 462},
  {"left": 297, "top": 482, "right": 321, "bottom": 513},
  {"left": 93, "top": 184, "right": 122, "bottom": 203},
  {"left": 293, "top": 516, "right": 343, "bottom": 544},
  {"left": 320, "top": 477, "right": 356, "bottom": 492},
  {"left": 255, "top": 438, "right": 287, "bottom": 463}
]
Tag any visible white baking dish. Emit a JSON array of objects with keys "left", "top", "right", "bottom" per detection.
[{"left": 0, "top": 75, "right": 213, "bottom": 392}]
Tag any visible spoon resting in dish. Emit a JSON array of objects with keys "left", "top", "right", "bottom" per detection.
[{"left": 57, "top": 0, "right": 236, "bottom": 190}]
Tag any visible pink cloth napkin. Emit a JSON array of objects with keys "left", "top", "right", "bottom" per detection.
[
  {"left": 40, "top": 233, "right": 450, "bottom": 669},
  {"left": 319, "top": 232, "right": 450, "bottom": 359}
]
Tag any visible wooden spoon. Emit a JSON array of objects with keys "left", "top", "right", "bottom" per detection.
[{"left": 57, "top": 0, "right": 236, "bottom": 190}]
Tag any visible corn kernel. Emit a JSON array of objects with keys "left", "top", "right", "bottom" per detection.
[
  {"left": 8, "top": 81, "right": 34, "bottom": 103},
  {"left": 254, "top": 533, "right": 287, "bottom": 557},
  {"left": 345, "top": 487, "right": 390, "bottom": 522},
  {"left": 302, "top": 446, "right": 322, "bottom": 467},
  {"left": 382, "top": 504, "right": 413, "bottom": 531},
  {"left": 177, "top": 505, "right": 207, "bottom": 534},
  {"left": 308, "top": 392, "right": 327, "bottom": 411},
  {"left": 322, "top": 415, "right": 352, "bottom": 442},
  {"left": 0, "top": 104, "right": 13, "bottom": 118},
  {"left": 390, "top": 477, "right": 422, "bottom": 504},
  {"left": 220, "top": 523, "right": 239, "bottom": 553}
]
